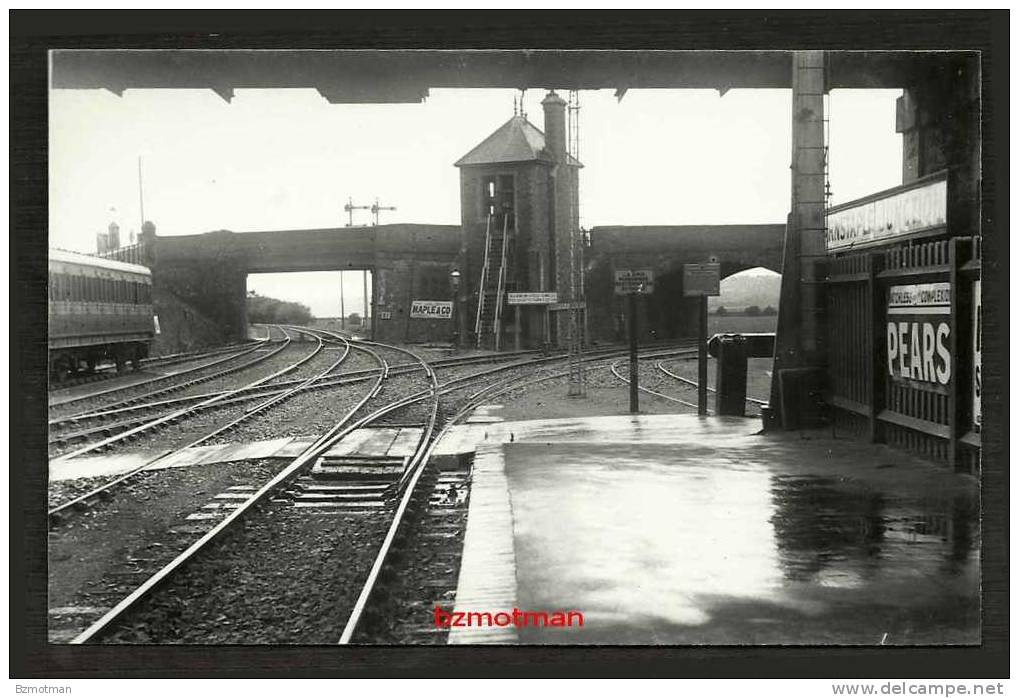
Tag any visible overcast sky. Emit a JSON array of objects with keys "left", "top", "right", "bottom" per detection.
[{"left": 49, "top": 84, "right": 902, "bottom": 317}]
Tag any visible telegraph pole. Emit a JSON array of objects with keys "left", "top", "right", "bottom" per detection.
[
  {"left": 370, "top": 198, "right": 397, "bottom": 226},
  {"left": 362, "top": 270, "right": 369, "bottom": 332},
  {"left": 344, "top": 196, "right": 396, "bottom": 334},
  {"left": 137, "top": 156, "right": 146, "bottom": 232},
  {"left": 628, "top": 291, "right": 639, "bottom": 413}
]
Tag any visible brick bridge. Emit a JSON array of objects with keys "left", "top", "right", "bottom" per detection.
[{"left": 123, "top": 222, "right": 783, "bottom": 349}]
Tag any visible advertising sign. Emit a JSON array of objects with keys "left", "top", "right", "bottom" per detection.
[
  {"left": 885, "top": 282, "right": 952, "bottom": 389},
  {"left": 827, "top": 177, "right": 947, "bottom": 252},
  {"left": 410, "top": 300, "right": 453, "bottom": 320},
  {"left": 614, "top": 269, "right": 655, "bottom": 295},
  {"left": 682, "top": 263, "right": 721, "bottom": 297},
  {"left": 973, "top": 280, "right": 981, "bottom": 430},
  {"left": 507, "top": 292, "right": 559, "bottom": 305}
]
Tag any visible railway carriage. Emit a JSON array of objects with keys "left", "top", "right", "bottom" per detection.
[{"left": 48, "top": 249, "right": 156, "bottom": 380}]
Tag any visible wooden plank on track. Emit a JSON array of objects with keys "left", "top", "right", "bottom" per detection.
[
  {"left": 322, "top": 428, "right": 380, "bottom": 457},
  {"left": 388, "top": 428, "right": 425, "bottom": 457},
  {"left": 351, "top": 428, "right": 402, "bottom": 456}
]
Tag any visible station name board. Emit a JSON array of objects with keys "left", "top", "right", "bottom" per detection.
[
  {"left": 827, "top": 177, "right": 947, "bottom": 252},
  {"left": 410, "top": 300, "right": 453, "bottom": 320},
  {"left": 886, "top": 282, "right": 951, "bottom": 388}
]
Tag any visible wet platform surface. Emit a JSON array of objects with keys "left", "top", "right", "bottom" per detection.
[{"left": 452, "top": 414, "right": 979, "bottom": 645}]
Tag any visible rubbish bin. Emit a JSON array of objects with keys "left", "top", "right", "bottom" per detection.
[{"left": 715, "top": 334, "right": 748, "bottom": 416}]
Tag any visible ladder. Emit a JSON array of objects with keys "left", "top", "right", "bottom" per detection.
[{"left": 474, "top": 214, "right": 511, "bottom": 349}]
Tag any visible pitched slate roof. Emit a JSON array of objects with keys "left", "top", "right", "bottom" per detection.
[{"left": 454, "top": 115, "right": 582, "bottom": 167}]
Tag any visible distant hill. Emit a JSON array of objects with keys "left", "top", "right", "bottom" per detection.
[{"left": 708, "top": 269, "right": 781, "bottom": 313}]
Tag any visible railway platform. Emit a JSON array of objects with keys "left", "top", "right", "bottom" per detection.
[{"left": 448, "top": 412, "right": 979, "bottom": 645}]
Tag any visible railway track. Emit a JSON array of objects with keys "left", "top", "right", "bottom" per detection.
[
  {"left": 48, "top": 327, "right": 340, "bottom": 519},
  {"left": 48, "top": 345, "right": 548, "bottom": 432},
  {"left": 655, "top": 360, "right": 769, "bottom": 408},
  {"left": 47, "top": 340, "right": 267, "bottom": 391},
  {"left": 52, "top": 331, "right": 701, "bottom": 644},
  {"left": 47, "top": 339, "right": 277, "bottom": 418},
  {"left": 48, "top": 326, "right": 318, "bottom": 458},
  {"left": 338, "top": 342, "right": 703, "bottom": 643},
  {"left": 62, "top": 334, "right": 416, "bottom": 643},
  {"left": 610, "top": 357, "right": 703, "bottom": 411}
]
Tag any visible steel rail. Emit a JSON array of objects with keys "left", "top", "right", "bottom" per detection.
[
  {"left": 67, "top": 340, "right": 391, "bottom": 645},
  {"left": 48, "top": 340, "right": 265, "bottom": 392},
  {"left": 46, "top": 344, "right": 551, "bottom": 441},
  {"left": 655, "top": 360, "right": 769, "bottom": 406},
  {"left": 63, "top": 332, "right": 700, "bottom": 643},
  {"left": 47, "top": 338, "right": 272, "bottom": 410},
  {"left": 50, "top": 341, "right": 682, "bottom": 428},
  {"left": 49, "top": 328, "right": 297, "bottom": 463},
  {"left": 170, "top": 329, "right": 343, "bottom": 448},
  {"left": 68, "top": 336, "right": 444, "bottom": 644},
  {"left": 51, "top": 338, "right": 284, "bottom": 419},
  {"left": 49, "top": 327, "right": 336, "bottom": 519},
  {"left": 336, "top": 344, "right": 702, "bottom": 643},
  {"left": 609, "top": 358, "right": 702, "bottom": 410}
]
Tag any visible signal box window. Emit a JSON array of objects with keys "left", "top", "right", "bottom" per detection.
[{"left": 480, "top": 174, "right": 516, "bottom": 228}]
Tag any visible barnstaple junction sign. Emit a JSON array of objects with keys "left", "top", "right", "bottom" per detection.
[{"left": 826, "top": 173, "right": 948, "bottom": 252}]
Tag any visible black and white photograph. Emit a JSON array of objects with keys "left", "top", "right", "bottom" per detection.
[{"left": 11, "top": 9, "right": 1007, "bottom": 684}]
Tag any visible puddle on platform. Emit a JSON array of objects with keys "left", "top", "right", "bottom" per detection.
[
  {"left": 770, "top": 475, "right": 979, "bottom": 584},
  {"left": 503, "top": 443, "right": 979, "bottom": 645}
]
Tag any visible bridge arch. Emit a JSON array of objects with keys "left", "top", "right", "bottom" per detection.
[{"left": 585, "top": 224, "right": 785, "bottom": 343}]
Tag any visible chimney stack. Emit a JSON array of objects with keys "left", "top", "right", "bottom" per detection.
[
  {"left": 542, "top": 91, "right": 567, "bottom": 162},
  {"left": 108, "top": 221, "right": 121, "bottom": 250}
]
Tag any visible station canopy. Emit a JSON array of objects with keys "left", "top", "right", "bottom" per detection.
[{"left": 50, "top": 50, "right": 952, "bottom": 104}]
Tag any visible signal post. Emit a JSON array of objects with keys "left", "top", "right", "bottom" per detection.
[
  {"left": 683, "top": 262, "right": 721, "bottom": 416},
  {"left": 615, "top": 270, "right": 654, "bottom": 414}
]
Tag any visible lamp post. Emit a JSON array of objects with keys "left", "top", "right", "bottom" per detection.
[{"left": 449, "top": 269, "right": 461, "bottom": 351}]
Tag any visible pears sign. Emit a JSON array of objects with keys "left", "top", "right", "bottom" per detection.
[{"left": 885, "top": 282, "right": 952, "bottom": 389}]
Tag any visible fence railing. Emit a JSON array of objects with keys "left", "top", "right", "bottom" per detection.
[{"left": 826, "top": 236, "right": 981, "bottom": 474}]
